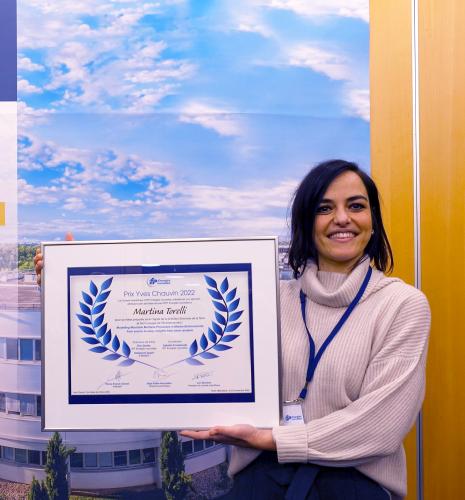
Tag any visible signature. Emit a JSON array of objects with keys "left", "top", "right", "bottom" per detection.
[
  {"left": 192, "top": 370, "right": 213, "bottom": 381},
  {"left": 97, "top": 370, "right": 130, "bottom": 390},
  {"left": 152, "top": 368, "right": 171, "bottom": 380}
]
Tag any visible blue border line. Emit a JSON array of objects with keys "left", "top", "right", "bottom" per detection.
[
  {"left": 68, "top": 263, "right": 251, "bottom": 276},
  {"left": 0, "top": 0, "right": 17, "bottom": 102},
  {"left": 68, "top": 393, "right": 254, "bottom": 405},
  {"left": 67, "top": 263, "right": 255, "bottom": 405}
]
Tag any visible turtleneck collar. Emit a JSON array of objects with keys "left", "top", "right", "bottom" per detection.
[{"left": 299, "top": 257, "right": 373, "bottom": 308}]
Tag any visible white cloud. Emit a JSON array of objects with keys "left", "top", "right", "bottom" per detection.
[
  {"left": 18, "top": 56, "right": 45, "bottom": 72},
  {"left": 217, "top": 1, "right": 275, "bottom": 38},
  {"left": 216, "top": 0, "right": 367, "bottom": 40},
  {"left": 18, "top": 101, "right": 55, "bottom": 129},
  {"left": 126, "top": 60, "right": 195, "bottom": 84},
  {"left": 128, "top": 160, "right": 171, "bottom": 182},
  {"left": 345, "top": 88, "right": 369, "bottom": 121},
  {"left": 18, "top": 131, "right": 298, "bottom": 240},
  {"left": 18, "top": 178, "right": 60, "bottom": 205},
  {"left": 287, "top": 45, "right": 349, "bottom": 80},
  {"left": 18, "top": 79, "right": 43, "bottom": 95},
  {"left": 235, "top": 22, "right": 273, "bottom": 38},
  {"left": 192, "top": 214, "right": 288, "bottom": 236},
  {"left": 19, "top": 217, "right": 107, "bottom": 241},
  {"left": 18, "top": 2, "right": 196, "bottom": 113},
  {"left": 18, "top": 135, "right": 173, "bottom": 192},
  {"left": 63, "top": 197, "right": 86, "bottom": 211},
  {"left": 214, "top": 0, "right": 369, "bottom": 122},
  {"left": 267, "top": 0, "right": 368, "bottom": 22},
  {"left": 17, "top": 134, "right": 173, "bottom": 220},
  {"left": 181, "top": 181, "right": 295, "bottom": 212},
  {"left": 179, "top": 102, "right": 243, "bottom": 137}
]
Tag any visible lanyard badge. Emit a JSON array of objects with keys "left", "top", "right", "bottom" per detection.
[
  {"left": 281, "top": 266, "right": 372, "bottom": 423},
  {"left": 282, "top": 399, "right": 304, "bottom": 426}
]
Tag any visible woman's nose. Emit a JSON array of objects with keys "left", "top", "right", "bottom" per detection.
[{"left": 333, "top": 207, "right": 350, "bottom": 225}]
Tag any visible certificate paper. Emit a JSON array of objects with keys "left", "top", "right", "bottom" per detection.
[
  {"left": 69, "top": 264, "right": 254, "bottom": 404},
  {"left": 42, "top": 237, "right": 280, "bottom": 430}
]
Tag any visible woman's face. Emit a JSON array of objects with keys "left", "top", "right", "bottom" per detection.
[{"left": 313, "top": 171, "right": 373, "bottom": 273}]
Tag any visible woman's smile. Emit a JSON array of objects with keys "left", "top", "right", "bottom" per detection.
[{"left": 327, "top": 231, "right": 358, "bottom": 241}]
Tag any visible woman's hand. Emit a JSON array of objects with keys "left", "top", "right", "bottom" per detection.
[
  {"left": 34, "top": 231, "right": 74, "bottom": 286},
  {"left": 180, "top": 425, "right": 276, "bottom": 451},
  {"left": 33, "top": 248, "right": 43, "bottom": 286}
]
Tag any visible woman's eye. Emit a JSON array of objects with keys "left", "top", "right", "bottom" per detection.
[
  {"left": 316, "top": 205, "right": 331, "bottom": 214},
  {"left": 349, "top": 203, "right": 366, "bottom": 211}
]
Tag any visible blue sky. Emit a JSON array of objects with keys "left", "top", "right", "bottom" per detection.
[{"left": 17, "top": 0, "right": 369, "bottom": 242}]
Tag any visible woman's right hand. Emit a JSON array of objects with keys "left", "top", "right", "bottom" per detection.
[
  {"left": 34, "top": 231, "right": 74, "bottom": 286},
  {"left": 33, "top": 248, "right": 43, "bottom": 286}
]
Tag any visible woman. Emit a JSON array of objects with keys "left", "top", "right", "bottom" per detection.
[
  {"left": 181, "top": 160, "right": 430, "bottom": 499},
  {"left": 34, "top": 160, "right": 429, "bottom": 499}
]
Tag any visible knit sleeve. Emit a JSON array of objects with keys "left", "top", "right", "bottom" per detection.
[{"left": 272, "top": 289, "right": 431, "bottom": 465}]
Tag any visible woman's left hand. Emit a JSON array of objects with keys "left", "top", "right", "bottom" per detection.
[{"left": 180, "top": 424, "right": 276, "bottom": 451}]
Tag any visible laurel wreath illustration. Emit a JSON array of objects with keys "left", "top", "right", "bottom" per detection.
[{"left": 76, "top": 274, "right": 243, "bottom": 369}]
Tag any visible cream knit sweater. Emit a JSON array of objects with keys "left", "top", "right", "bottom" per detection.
[{"left": 229, "top": 258, "right": 430, "bottom": 499}]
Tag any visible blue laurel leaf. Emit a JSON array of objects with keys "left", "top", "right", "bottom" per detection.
[
  {"left": 212, "top": 301, "right": 228, "bottom": 312},
  {"left": 81, "top": 337, "right": 100, "bottom": 344},
  {"left": 81, "top": 292, "right": 93, "bottom": 305},
  {"left": 208, "top": 289, "right": 222, "bottom": 300},
  {"left": 103, "top": 353, "right": 121, "bottom": 360},
  {"left": 225, "top": 288, "right": 237, "bottom": 302},
  {"left": 76, "top": 314, "right": 91, "bottom": 324},
  {"left": 102, "top": 331, "right": 112, "bottom": 345},
  {"left": 214, "top": 311, "right": 226, "bottom": 325},
  {"left": 222, "top": 334, "right": 239, "bottom": 342},
  {"left": 200, "top": 334, "right": 208, "bottom": 350},
  {"left": 204, "top": 275, "right": 217, "bottom": 288},
  {"left": 101, "top": 277, "right": 113, "bottom": 291},
  {"left": 228, "top": 298, "right": 240, "bottom": 312},
  {"left": 90, "top": 346, "right": 108, "bottom": 353},
  {"left": 122, "top": 341, "right": 131, "bottom": 357},
  {"left": 213, "top": 344, "right": 232, "bottom": 351},
  {"left": 207, "top": 328, "right": 217, "bottom": 342},
  {"left": 89, "top": 281, "right": 98, "bottom": 297},
  {"left": 220, "top": 278, "right": 229, "bottom": 294},
  {"left": 92, "top": 303, "right": 106, "bottom": 314},
  {"left": 95, "top": 291, "right": 111, "bottom": 304},
  {"left": 189, "top": 339, "right": 198, "bottom": 356},
  {"left": 225, "top": 322, "right": 241, "bottom": 333},
  {"left": 186, "top": 357, "right": 203, "bottom": 366},
  {"left": 93, "top": 314, "right": 104, "bottom": 328},
  {"left": 199, "top": 352, "right": 219, "bottom": 359},
  {"left": 79, "top": 325, "right": 94, "bottom": 335},
  {"left": 229, "top": 310, "right": 243, "bottom": 322},
  {"left": 203, "top": 274, "right": 218, "bottom": 289},
  {"left": 112, "top": 336, "right": 120, "bottom": 351},
  {"left": 119, "top": 358, "right": 135, "bottom": 366},
  {"left": 79, "top": 302, "right": 91, "bottom": 315},
  {"left": 95, "top": 324, "right": 107, "bottom": 338},
  {"left": 211, "top": 321, "right": 222, "bottom": 335}
]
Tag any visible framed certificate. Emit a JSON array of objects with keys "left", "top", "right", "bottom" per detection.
[{"left": 41, "top": 237, "right": 281, "bottom": 431}]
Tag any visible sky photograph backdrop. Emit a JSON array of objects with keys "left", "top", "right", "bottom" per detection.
[{"left": 17, "top": 0, "right": 370, "bottom": 243}]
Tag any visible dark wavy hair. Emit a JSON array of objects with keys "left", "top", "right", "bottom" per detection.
[{"left": 288, "top": 159, "right": 393, "bottom": 278}]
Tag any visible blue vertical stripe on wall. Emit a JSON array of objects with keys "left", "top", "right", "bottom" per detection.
[{"left": 0, "top": 0, "right": 17, "bottom": 101}]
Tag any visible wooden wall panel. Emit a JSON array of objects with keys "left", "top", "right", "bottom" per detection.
[
  {"left": 370, "top": 1, "right": 417, "bottom": 499},
  {"left": 419, "top": 1, "right": 465, "bottom": 498}
]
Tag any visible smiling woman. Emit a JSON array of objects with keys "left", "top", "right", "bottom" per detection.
[
  {"left": 288, "top": 160, "right": 393, "bottom": 277},
  {"left": 313, "top": 171, "right": 373, "bottom": 273},
  {"left": 182, "top": 160, "right": 430, "bottom": 500}
]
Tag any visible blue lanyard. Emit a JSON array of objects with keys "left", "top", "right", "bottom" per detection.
[{"left": 298, "top": 266, "right": 372, "bottom": 401}]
